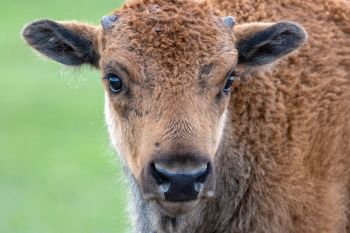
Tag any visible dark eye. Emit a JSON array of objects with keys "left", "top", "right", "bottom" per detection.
[
  {"left": 223, "top": 73, "right": 235, "bottom": 92},
  {"left": 107, "top": 74, "right": 123, "bottom": 93}
]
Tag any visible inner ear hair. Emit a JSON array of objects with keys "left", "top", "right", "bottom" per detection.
[
  {"left": 22, "top": 19, "right": 100, "bottom": 67},
  {"left": 235, "top": 21, "right": 307, "bottom": 67}
]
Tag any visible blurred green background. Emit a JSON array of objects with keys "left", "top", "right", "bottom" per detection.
[{"left": 0, "top": 0, "right": 129, "bottom": 232}]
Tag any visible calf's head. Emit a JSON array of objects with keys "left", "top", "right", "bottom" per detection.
[{"left": 22, "top": 0, "right": 306, "bottom": 216}]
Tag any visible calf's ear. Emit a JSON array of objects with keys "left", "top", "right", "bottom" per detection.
[
  {"left": 234, "top": 21, "right": 307, "bottom": 66},
  {"left": 22, "top": 20, "right": 99, "bottom": 67}
]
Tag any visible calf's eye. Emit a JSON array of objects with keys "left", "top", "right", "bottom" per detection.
[
  {"left": 223, "top": 74, "right": 235, "bottom": 92},
  {"left": 107, "top": 74, "right": 123, "bottom": 93}
]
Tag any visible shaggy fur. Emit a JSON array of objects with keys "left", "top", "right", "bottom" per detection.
[{"left": 22, "top": 0, "right": 350, "bottom": 232}]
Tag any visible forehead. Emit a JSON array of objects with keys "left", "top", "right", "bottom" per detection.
[{"left": 100, "top": 0, "right": 235, "bottom": 73}]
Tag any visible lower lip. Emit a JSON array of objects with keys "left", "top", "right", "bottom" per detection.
[{"left": 158, "top": 200, "right": 200, "bottom": 215}]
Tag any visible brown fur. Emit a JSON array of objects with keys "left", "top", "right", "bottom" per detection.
[
  {"left": 22, "top": 0, "right": 350, "bottom": 232},
  {"left": 100, "top": 0, "right": 236, "bottom": 181},
  {"left": 214, "top": 0, "right": 350, "bottom": 232}
]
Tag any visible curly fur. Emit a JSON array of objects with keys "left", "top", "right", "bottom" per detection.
[
  {"left": 22, "top": 0, "right": 350, "bottom": 232},
  {"left": 119, "top": 0, "right": 350, "bottom": 232}
]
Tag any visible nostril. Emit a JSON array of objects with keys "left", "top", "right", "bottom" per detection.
[
  {"left": 150, "top": 163, "right": 169, "bottom": 185},
  {"left": 193, "top": 164, "right": 210, "bottom": 193}
]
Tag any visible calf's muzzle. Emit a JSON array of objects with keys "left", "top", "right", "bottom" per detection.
[
  {"left": 141, "top": 153, "right": 215, "bottom": 202},
  {"left": 150, "top": 162, "right": 211, "bottom": 202}
]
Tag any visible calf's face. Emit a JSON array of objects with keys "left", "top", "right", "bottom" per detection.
[{"left": 22, "top": 0, "right": 306, "bottom": 216}]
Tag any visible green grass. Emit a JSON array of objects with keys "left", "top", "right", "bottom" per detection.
[{"left": 0, "top": 0, "right": 129, "bottom": 232}]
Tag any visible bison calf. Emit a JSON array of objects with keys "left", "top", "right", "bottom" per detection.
[{"left": 22, "top": 0, "right": 350, "bottom": 232}]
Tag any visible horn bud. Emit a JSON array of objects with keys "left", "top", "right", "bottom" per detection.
[
  {"left": 101, "top": 15, "right": 118, "bottom": 30},
  {"left": 223, "top": 16, "right": 235, "bottom": 29}
]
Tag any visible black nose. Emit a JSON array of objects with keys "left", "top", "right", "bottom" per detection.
[{"left": 150, "top": 162, "right": 211, "bottom": 202}]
